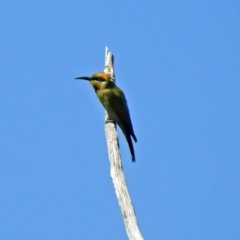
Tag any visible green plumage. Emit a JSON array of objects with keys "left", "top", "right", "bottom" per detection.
[{"left": 75, "top": 72, "right": 137, "bottom": 162}]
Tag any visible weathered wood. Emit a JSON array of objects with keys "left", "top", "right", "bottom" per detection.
[{"left": 104, "top": 47, "right": 143, "bottom": 240}]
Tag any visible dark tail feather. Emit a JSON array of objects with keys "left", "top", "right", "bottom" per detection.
[
  {"left": 125, "top": 133, "right": 135, "bottom": 162},
  {"left": 131, "top": 132, "right": 137, "bottom": 142}
]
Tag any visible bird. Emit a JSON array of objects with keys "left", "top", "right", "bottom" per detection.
[{"left": 75, "top": 72, "right": 137, "bottom": 162}]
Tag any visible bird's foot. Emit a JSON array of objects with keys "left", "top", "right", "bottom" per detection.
[{"left": 105, "top": 117, "right": 114, "bottom": 124}]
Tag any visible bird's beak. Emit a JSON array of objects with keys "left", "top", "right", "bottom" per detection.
[{"left": 75, "top": 76, "right": 91, "bottom": 81}]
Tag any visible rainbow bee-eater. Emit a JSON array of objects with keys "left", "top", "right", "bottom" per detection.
[{"left": 75, "top": 72, "right": 137, "bottom": 162}]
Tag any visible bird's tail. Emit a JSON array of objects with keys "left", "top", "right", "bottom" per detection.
[
  {"left": 125, "top": 133, "right": 135, "bottom": 162},
  {"left": 131, "top": 132, "right": 137, "bottom": 142}
]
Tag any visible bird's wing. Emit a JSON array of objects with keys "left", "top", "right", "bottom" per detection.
[
  {"left": 108, "top": 90, "right": 137, "bottom": 142},
  {"left": 107, "top": 91, "right": 136, "bottom": 161}
]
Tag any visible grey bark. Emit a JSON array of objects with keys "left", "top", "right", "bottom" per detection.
[{"left": 104, "top": 47, "right": 144, "bottom": 240}]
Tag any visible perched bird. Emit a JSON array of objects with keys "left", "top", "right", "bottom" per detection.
[{"left": 75, "top": 72, "right": 137, "bottom": 162}]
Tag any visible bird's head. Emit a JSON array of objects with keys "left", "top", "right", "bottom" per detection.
[{"left": 75, "top": 72, "right": 113, "bottom": 90}]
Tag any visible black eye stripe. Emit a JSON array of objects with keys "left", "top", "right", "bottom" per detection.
[{"left": 93, "top": 77, "right": 105, "bottom": 82}]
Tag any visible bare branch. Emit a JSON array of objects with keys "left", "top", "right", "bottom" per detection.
[{"left": 104, "top": 47, "right": 143, "bottom": 240}]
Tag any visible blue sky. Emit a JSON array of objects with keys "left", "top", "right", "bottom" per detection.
[{"left": 0, "top": 1, "right": 239, "bottom": 239}]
